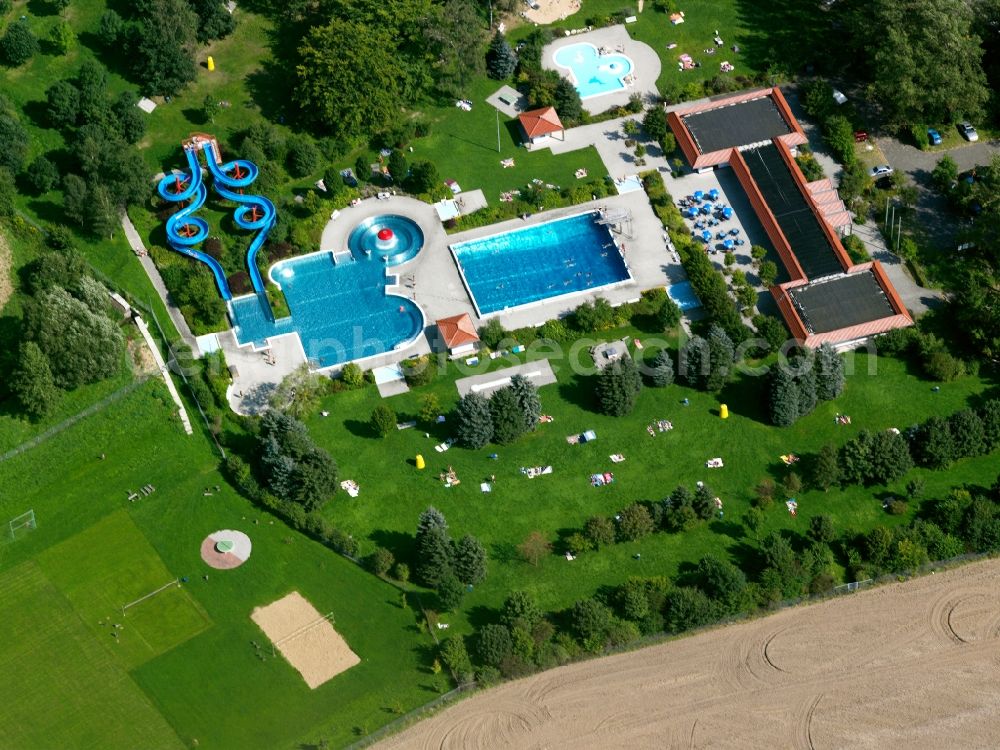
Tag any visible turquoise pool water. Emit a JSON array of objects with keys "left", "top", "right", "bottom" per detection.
[
  {"left": 553, "top": 43, "right": 634, "bottom": 99},
  {"left": 348, "top": 214, "right": 424, "bottom": 265},
  {"left": 231, "top": 250, "right": 423, "bottom": 368},
  {"left": 451, "top": 212, "right": 631, "bottom": 315}
]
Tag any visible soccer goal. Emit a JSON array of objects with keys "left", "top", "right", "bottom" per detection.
[{"left": 8, "top": 510, "right": 36, "bottom": 541}]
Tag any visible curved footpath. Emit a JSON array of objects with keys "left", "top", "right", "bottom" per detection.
[{"left": 379, "top": 558, "right": 1000, "bottom": 749}]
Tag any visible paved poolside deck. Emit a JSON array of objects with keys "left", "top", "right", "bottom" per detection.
[{"left": 543, "top": 26, "right": 661, "bottom": 115}]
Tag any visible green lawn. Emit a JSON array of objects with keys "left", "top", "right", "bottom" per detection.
[
  {"left": 0, "top": 562, "right": 185, "bottom": 750},
  {"left": 36, "top": 510, "right": 211, "bottom": 669},
  {"left": 0, "top": 380, "right": 440, "bottom": 749},
  {"left": 308, "top": 340, "right": 998, "bottom": 637}
]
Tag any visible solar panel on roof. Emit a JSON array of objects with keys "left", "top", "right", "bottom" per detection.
[
  {"left": 789, "top": 272, "right": 895, "bottom": 333},
  {"left": 682, "top": 97, "right": 792, "bottom": 154}
]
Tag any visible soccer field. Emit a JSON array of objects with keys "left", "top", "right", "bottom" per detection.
[
  {"left": 0, "top": 563, "right": 185, "bottom": 749},
  {"left": 36, "top": 511, "right": 211, "bottom": 669}
]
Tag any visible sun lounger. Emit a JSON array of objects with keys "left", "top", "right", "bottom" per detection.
[
  {"left": 610, "top": 454, "right": 625, "bottom": 463},
  {"left": 538, "top": 415, "right": 554, "bottom": 423},
  {"left": 481, "top": 482, "right": 491, "bottom": 493},
  {"left": 705, "top": 458, "right": 724, "bottom": 468},
  {"left": 396, "top": 420, "right": 417, "bottom": 430}
]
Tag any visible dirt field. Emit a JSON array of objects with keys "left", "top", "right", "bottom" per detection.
[
  {"left": 524, "top": 0, "right": 581, "bottom": 25},
  {"left": 380, "top": 559, "right": 1000, "bottom": 749},
  {"left": 0, "top": 230, "right": 12, "bottom": 312},
  {"left": 251, "top": 591, "right": 359, "bottom": 689}
]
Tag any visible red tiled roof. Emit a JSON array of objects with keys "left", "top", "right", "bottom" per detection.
[
  {"left": 437, "top": 313, "right": 479, "bottom": 348},
  {"left": 518, "top": 107, "right": 564, "bottom": 138}
]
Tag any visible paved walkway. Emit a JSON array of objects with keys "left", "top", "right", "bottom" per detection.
[
  {"left": 121, "top": 212, "right": 200, "bottom": 355},
  {"left": 455, "top": 359, "right": 557, "bottom": 397}
]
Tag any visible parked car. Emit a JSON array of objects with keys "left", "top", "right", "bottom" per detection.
[
  {"left": 927, "top": 128, "right": 942, "bottom": 145},
  {"left": 869, "top": 165, "right": 893, "bottom": 179},
  {"left": 959, "top": 122, "right": 979, "bottom": 142}
]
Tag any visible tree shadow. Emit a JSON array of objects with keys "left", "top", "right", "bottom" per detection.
[
  {"left": 708, "top": 519, "right": 745, "bottom": 540},
  {"left": 369, "top": 529, "right": 414, "bottom": 561},
  {"left": 489, "top": 539, "right": 518, "bottom": 564},
  {"left": 556, "top": 373, "right": 598, "bottom": 412},
  {"left": 717, "top": 370, "right": 768, "bottom": 424},
  {"left": 465, "top": 603, "right": 498, "bottom": 630},
  {"left": 343, "top": 418, "right": 377, "bottom": 438},
  {"left": 27, "top": 0, "right": 60, "bottom": 16}
]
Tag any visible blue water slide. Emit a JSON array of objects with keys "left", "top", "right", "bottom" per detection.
[
  {"left": 162, "top": 181, "right": 233, "bottom": 300},
  {"left": 156, "top": 147, "right": 203, "bottom": 202},
  {"left": 202, "top": 141, "right": 275, "bottom": 294}
]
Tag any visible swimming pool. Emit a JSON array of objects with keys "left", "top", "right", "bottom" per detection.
[
  {"left": 553, "top": 43, "right": 634, "bottom": 99},
  {"left": 451, "top": 212, "right": 631, "bottom": 316},
  {"left": 231, "top": 251, "right": 424, "bottom": 369}
]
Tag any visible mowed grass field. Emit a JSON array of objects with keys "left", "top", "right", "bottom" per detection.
[
  {"left": 0, "top": 563, "right": 185, "bottom": 750},
  {"left": 0, "top": 380, "right": 440, "bottom": 749},
  {"left": 309, "top": 338, "right": 999, "bottom": 637}
]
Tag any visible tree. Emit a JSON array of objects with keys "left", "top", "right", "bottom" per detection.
[
  {"left": 931, "top": 155, "right": 959, "bottom": 192},
  {"left": 664, "top": 586, "right": 716, "bottom": 633},
  {"left": 367, "top": 404, "right": 396, "bottom": 438},
  {"left": 823, "top": 114, "right": 856, "bottom": 165},
  {"left": 455, "top": 392, "right": 493, "bottom": 448},
  {"left": 476, "top": 623, "right": 513, "bottom": 667},
  {"left": 287, "top": 135, "right": 321, "bottom": 178},
  {"left": 23, "top": 251, "right": 86, "bottom": 295},
  {"left": 295, "top": 20, "right": 403, "bottom": 140},
  {"left": 858, "top": 0, "right": 989, "bottom": 129},
  {"left": 501, "top": 590, "right": 542, "bottom": 630},
  {"left": 26, "top": 156, "right": 59, "bottom": 194},
  {"left": 913, "top": 416, "right": 956, "bottom": 469},
  {"left": 406, "top": 160, "right": 440, "bottom": 194},
  {"left": 0, "top": 167, "right": 14, "bottom": 219},
  {"left": 366, "top": 547, "right": 395, "bottom": 576},
  {"left": 768, "top": 366, "right": 800, "bottom": 426},
  {"left": 422, "top": 0, "right": 485, "bottom": 97},
  {"left": 695, "top": 555, "right": 747, "bottom": 612},
  {"left": 642, "top": 107, "right": 667, "bottom": 145},
  {"left": 584, "top": 515, "right": 615, "bottom": 548},
  {"left": 418, "top": 393, "right": 440, "bottom": 425},
  {"left": 596, "top": 356, "right": 642, "bottom": 416},
  {"left": 0, "top": 114, "right": 29, "bottom": 174},
  {"left": 478, "top": 318, "right": 507, "bottom": 349},
  {"left": 49, "top": 21, "right": 75, "bottom": 55},
  {"left": 679, "top": 335, "right": 709, "bottom": 387},
  {"left": 131, "top": 0, "right": 199, "bottom": 96},
  {"left": 808, "top": 515, "right": 835, "bottom": 544},
  {"left": 91, "top": 185, "right": 118, "bottom": 239},
  {"left": 45, "top": 81, "right": 79, "bottom": 130},
  {"left": 705, "top": 324, "right": 735, "bottom": 392},
  {"left": 112, "top": 93, "right": 146, "bottom": 144},
  {"left": 693, "top": 484, "right": 716, "bottom": 520},
  {"left": 416, "top": 526, "right": 454, "bottom": 587},
  {"left": 440, "top": 636, "right": 473, "bottom": 679},
  {"left": 485, "top": 31, "right": 517, "bottom": 79},
  {"left": 813, "top": 344, "right": 845, "bottom": 401},
  {"left": 570, "top": 598, "right": 612, "bottom": 642},
  {"left": 436, "top": 573, "right": 465, "bottom": 612},
  {"left": 490, "top": 385, "right": 525, "bottom": 444},
  {"left": 1, "top": 21, "right": 38, "bottom": 66},
  {"left": 10, "top": 342, "right": 60, "bottom": 421},
  {"left": 649, "top": 348, "right": 674, "bottom": 387},
  {"left": 948, "top": 409, "right": 986, "bottom": 458},
  {"left": 743, "top": 506, "right": 765, "bottom": 540},
  {"left": 188, "top": 0, "right": 236, "bottom": 43},
  {"left": 981, "top": 399, "right": 1000, "bottom": 451},
  {"left": 509, "top": 374, "right": 541, "bottom": 433},
  {"left": 656, "top": 296, "right": 681, "bottom": 330},
  {"left": 517, "top": 531, "right": 551, "bottom": 566},
  {"left": 754, "top": 314, "right": 788, "bottom": 353},
  {"left": 454, "top": 534, "right": 487, "bottom": 585},
  {"left": 795, "top": 364, "right": 818, "bottom": 417},
  {"left": 616, "top": 503, "right": 654, "bottom": 541},
  {"left": 758, "top": 260, "right": 779, "bottom": 287},
  {"left": 783, "top": 471, "right": 802, "bottom": 496},
  {"left": 354, "top": 155, "right": 371, "bottom": 183},
  {"left": 553, "top": 77, "right": 583, "bottom": 123},
  {"left": 387, "top": 150, "right": 408, "bottom": 182},
  {"left": 268, "top": 363, "right": 326, "bottom": 418},
  {"left": 98, "top": 10, "right": 125, "bottom": 46},
  {"left": 867, "top": 430, "right": 914, "bottom": 485},
  {"left": 25, "top": 286, "right": 125, "bottom": 390},
  {"left": 811, "top": 444, "right": 842, "bottom": 490}
]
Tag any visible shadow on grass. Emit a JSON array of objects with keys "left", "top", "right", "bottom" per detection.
[
  {"left": 708, "top": 519, "right": 745, "bottom": 540},
  {"left": 370, "top": 529, "right": 414, "bottom": 562},
  {"left": 718, "top": 370, "right": 768, "bottom": 424},
  {"left": 556, "top": 373, "right": 598, "bottom": 412}
]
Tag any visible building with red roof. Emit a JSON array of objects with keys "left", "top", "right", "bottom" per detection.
[
  {"left": 517, "top": 107, "right": 564, "bottom": 146},
  {"left": 436, "top": 313, "right": 480, "bottom": 356}
]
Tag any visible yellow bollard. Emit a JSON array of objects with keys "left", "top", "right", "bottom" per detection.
[
  {"left": 415, "top": 454, "right": 425, "bottom": 470},
  {"left": 720, "top": 404, "right": 729, "bottom": 419},
  {"left": 207, "top": 56, "right": 215, "bottom": 72}
]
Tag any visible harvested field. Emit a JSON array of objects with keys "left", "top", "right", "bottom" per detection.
[
  {"left": 251, "top": 591, "right": 359, "bottom": 689},
  {"left": 0, "top": 230, "right": 11, "bottom": 311},
  {"left": 380, "top": 559, "right": 1000, "bottom": 749}
]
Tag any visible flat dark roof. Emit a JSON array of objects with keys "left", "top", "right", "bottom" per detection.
[
  {"left": 742, "top": 144, "right": 844, "bottom": 279},
  {"left": 789, "top": 272, "right": 895, "bottom": 333},
  {"left": 681, "top": 97, "right": 792, "bottom": 154}
]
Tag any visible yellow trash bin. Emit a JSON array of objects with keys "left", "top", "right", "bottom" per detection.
[
  {"left": 207, "top": 56, "right": 215, "bottom": 71},
  {"left": 415, "top": 454, "right": 425, "bottom": 470},
  {"left": 720, "top": 404, "right": 729, "bottom": 419}
]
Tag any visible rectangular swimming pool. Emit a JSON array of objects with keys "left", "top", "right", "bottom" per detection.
[{"left": 451, "top": 212, "right": 631, "bottom": 315}]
